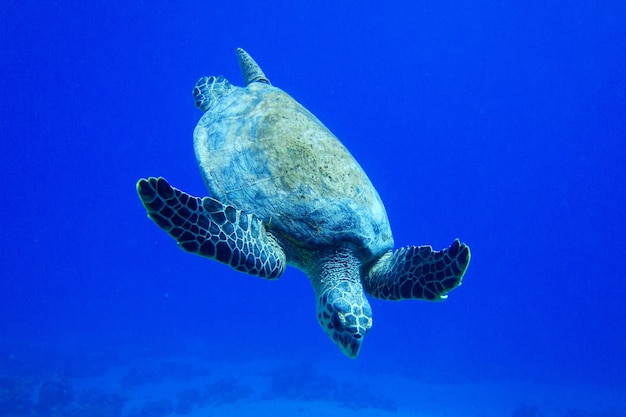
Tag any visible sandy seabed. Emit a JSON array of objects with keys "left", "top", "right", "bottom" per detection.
[
  {"left": 2, "top": 347, "right": 625, "bottom": 417},
  {"left": 77, "top": 357, "right": 626, "bottom": 417}
]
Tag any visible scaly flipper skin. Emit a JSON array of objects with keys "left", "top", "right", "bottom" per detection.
[
  {"left": 236, "top": 47, "right": 270, "bottom": 85},
  {"left": 136, "top": 177, "right": 286, "bottom": 279},
  {"left": 193, "top": 76, "right": 234, "bottom": 112},
  {"left": 364, "top": 239, "right": 470, "bottom": 301}
]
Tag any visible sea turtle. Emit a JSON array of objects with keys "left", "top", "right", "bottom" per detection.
[{"left": 136, "top": 48, "right": 470, "bottom": 358}]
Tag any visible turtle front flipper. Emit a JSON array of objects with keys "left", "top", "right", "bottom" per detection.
[
  {"left": 363, "top": 239, "right": 470, "bottom": 301},
  {"left": 136, "top": 177, "right": 286, "bottom": 279}
]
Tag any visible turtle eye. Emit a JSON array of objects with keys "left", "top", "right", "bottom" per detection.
[{"left": 331, "top": 313, "right": 344, "bottom": 330}]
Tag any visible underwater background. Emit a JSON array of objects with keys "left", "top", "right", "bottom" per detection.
[{"left": 1, "top": 1, "right": 625, "bottom": 416}]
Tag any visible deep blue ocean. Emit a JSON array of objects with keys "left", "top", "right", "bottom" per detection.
[{"left": 2, "top": 1, "right": 625, "bottom": 416}]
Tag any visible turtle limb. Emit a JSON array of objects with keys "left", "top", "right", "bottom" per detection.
[
  {"left": 236, "top": 48, "right": 270, "bottom": 86},
  {"left": 363, "top": 239, "right": 470, "bottom": 301},
  {"left": 193, "top": 75, "right": 234, "bottom": 112},
  {"left": 137, "top": 177, "right": 286, "bottom": 279}
]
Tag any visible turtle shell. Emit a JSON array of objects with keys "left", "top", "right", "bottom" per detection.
[{"left": 193, "top": 81, "right": 393, "bottom": 267}]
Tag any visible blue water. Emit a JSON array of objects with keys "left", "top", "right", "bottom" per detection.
[{"left": 1, "top": 1, "right": 625, "bottom": 416}]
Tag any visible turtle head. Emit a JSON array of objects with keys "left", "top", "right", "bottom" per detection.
[
  {"left": 313, "top": 251, "right": 373, "bottom": 358},
  {"left": 316, "top": 283, "right": 373, "bottom": 358}
]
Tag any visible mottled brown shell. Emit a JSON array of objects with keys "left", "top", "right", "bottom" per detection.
[{"left": 193, "top": 81, "right": 393, "bottom": 267}]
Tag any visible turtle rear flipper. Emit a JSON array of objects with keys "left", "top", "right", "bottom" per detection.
[
  {"left": 193, "top": 76, "right": 234, "bottom": 112},
  {"left": 363, "top": 239, "right": 470, "bottom": 301},
  {"left": 137, "top": 177, "right": 286, "bottom": 279},
  {"left": 236, "top": 47, "right": 270, "bottom": 86}
]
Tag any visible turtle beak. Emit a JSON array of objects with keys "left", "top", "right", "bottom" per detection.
[
  {"left": 347, "top": 336, "right": 363, "bottom": 359},
  {"left": 334, "top": 330, "right": 364, "bottom": 359},
  {"left": 330, "top": 312, "right": 368, "bottom": 358}
]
